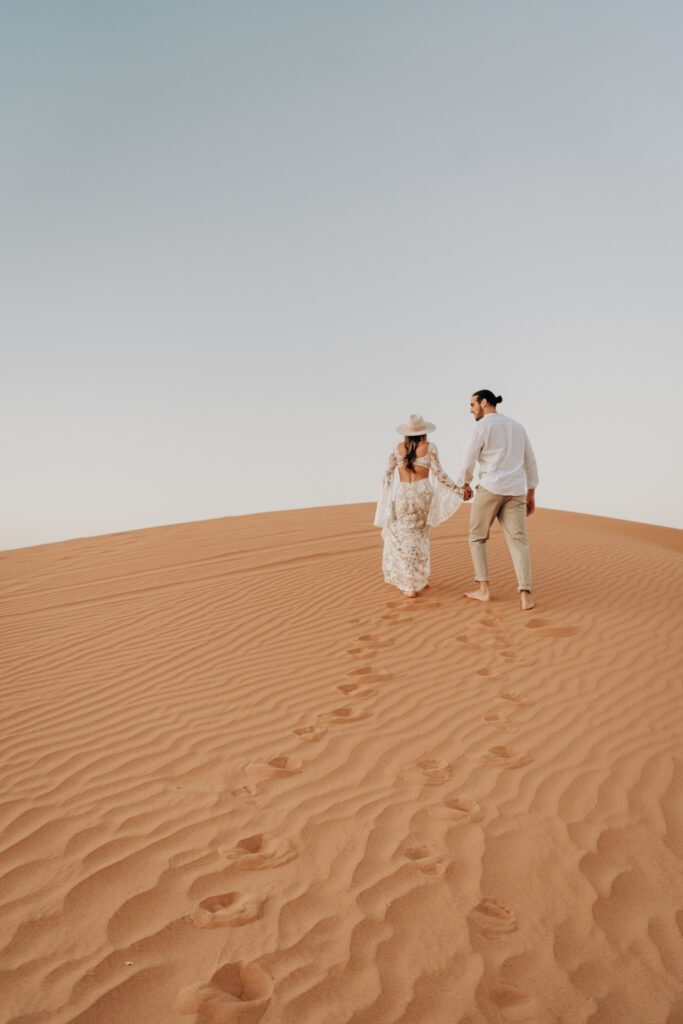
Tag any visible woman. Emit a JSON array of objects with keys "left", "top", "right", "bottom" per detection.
[{"left": 374, "top": 414, "right": 464, "bottom": 597}]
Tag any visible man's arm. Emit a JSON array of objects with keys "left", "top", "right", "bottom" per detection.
[
  {"left": 524, "top": 431, "right": 539, "bottom": 515},
  {"left": 523, "top": 430, "right": 539, "bottom": 489},
  {"left": 456, "top": 428, "right": 483, "bottom": 489}
]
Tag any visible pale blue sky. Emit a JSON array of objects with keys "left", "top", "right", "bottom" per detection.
[{"left": 2, "top": 1, "right": 682, "bottom": 549}]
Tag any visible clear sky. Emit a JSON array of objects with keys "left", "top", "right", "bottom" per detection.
[{"left": 2, "top": 1, "right": 682, "bottom": 550}]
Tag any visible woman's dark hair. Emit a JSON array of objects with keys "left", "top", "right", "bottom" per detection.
[
  {"left": 473, "top": 389, "right": 503, "bottom": 406},
  {"left": 403, "top": 433, "right": 427, "bottom": 473}
]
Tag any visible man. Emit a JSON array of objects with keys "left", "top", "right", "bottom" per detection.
[{"left": 457, "top": 390, "right": 539, "bottom": 610}]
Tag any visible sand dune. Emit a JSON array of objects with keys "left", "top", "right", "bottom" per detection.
[{"left": 1, "top": 505, "right": 682, "bottom": 1024}]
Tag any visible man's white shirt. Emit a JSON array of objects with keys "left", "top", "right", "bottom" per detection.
[{"left": 457, "top": 413, "right": 539, "bottom": 496}]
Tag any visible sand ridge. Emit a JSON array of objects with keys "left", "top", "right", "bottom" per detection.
[{"left": 1, "top": 505, "right": 682, "bottom": 1023}]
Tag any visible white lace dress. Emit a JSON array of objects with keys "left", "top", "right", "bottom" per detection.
[{"left": 374, "top": 442, "right": 463, "bottom": 594}]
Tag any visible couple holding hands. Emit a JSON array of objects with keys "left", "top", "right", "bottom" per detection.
[{"left": 374, "top": 389, "right": 539, "bottom": 611}]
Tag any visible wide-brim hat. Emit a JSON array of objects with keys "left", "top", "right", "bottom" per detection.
[{"left": 396, "top": 413, "right": 436, "bottom": 436}]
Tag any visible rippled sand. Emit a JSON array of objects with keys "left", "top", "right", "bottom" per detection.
[{"left": 2, "top": 505, "right": 682, "bottom": 1023}]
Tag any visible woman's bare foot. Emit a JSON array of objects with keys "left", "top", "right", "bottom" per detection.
[
  {"left": 404, "top": 590, "right": 418, "bottom": 599},
  {"left": 465, "top": 583, "right": 491, "bottom": 602},
  {"left": 520, "top": 590, "right": 535, "bottom": 611}
]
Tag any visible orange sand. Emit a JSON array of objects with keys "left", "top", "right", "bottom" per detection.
[{"left": 1, "top": 505, "right": 682, "bottom": 1024}]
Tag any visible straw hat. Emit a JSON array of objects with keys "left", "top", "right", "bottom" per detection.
[{"left": 396, "top": 413, "right": 436, "bottom": 436}]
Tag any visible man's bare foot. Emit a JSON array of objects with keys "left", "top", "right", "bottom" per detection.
[
  {"left": 465, "top": 584, "right": 491, "bottom": 603},
  {"left": 520, "top": 591, "right": 535, "bottom": 611},
  {"left": 404, "top": 590, "right": 418, "bottom": 599}
]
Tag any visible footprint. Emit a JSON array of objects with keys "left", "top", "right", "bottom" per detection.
[
  {"left": 497, "top": 691, "right": 533, "bottom": 706},
  {"left": 491, "top": 982, "right": 538, "bottom": 1021},
  {"left": 347, "top": 647, "right": 378, "bottom": 659},
  {"left": 470, "top": 746, "right": 533, "bottom": 770},
  {"left": 484, "top": 711, "right": 518, "bottom": 733},
  {"left": 476, "top": 667, "right": 496, "bottom": 678},
  {"left": 525, "top": 617, "right": 577, "bottom": 638},
  {"left": 394, "top": 757, "right": 455, "bottom": 786},
  {"left": 294, "top": 725, "right": 327, "bottom": 742},
  {"left": 318, "top": 705, "right": 372, "bottom": 725},
  {"left": 346, "top": 666, "right": 392, "bottom": 683},
  {"left": 244, "top": 756, "right": 303, "bottom": 778},
  {"left": 356, "top": 633, "right": 393, "bottom": 648},
  {"left": 455, "top": 633, "right": 476, "bottom": 645},
  {"left": 401, "top": 842, "right": 445, "bottom": 875},
  {"left": 191, "top": 892, "right": 265, "bottom": 929},
  {"left": 428, "top": 796, "right": 483, "bottom": 823},
  {"left": 230, "top": 782, "right": 264, "bottom": 801},
  {"left": 468, "top": 897, "right": 518, "bottom": 936},
  {"left": 218, "top": 833, "right": 297, "bottom": 870},
  {"left": 337, "top": 683, "right": 378, "bottom": 700},
  {"left": 387, "top": 600, "right": 419, "bottom": 611},
  {"left": 176, "top": 960, "right": 272, "bottom": 1022}
]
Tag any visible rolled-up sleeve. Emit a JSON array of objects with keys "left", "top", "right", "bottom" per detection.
[{"left": 524, "top": 432, "right": 539, "bottom": 490}]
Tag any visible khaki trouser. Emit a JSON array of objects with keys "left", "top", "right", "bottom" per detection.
[{"left": 469, "top": 486, "right": 532, "bottom": 592}]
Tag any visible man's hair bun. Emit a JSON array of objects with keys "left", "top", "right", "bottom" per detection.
[{"left": 473, "top": 389, "right": 503, "bottom": 407}]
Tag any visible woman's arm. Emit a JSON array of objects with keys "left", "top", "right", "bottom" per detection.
[
  {"left": 374, "top": 450, "right": 398, "bottom": 527},
  {"left": 427, "top": 444, "right": 463, "bottom": 527},
  {"left": 382, "top": 449, "right": 398, "bottom": 487},
  {"left": 429, "top": 444, "right": 462, "bottom": 493}
]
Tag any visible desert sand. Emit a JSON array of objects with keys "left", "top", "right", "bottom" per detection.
[{"left": 1, "top": 504, "right": 682, "bottom": 1024}]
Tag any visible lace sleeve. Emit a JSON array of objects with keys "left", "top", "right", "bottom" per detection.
[
  {"left": 374, "top": 449, "right": 398, "bottom": 527},
  {"left": 428, "top": 443, "right": 459, "bottom": 489},
  {"left": 427, "top": 443, "right": 463, "bottom": 527}
]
